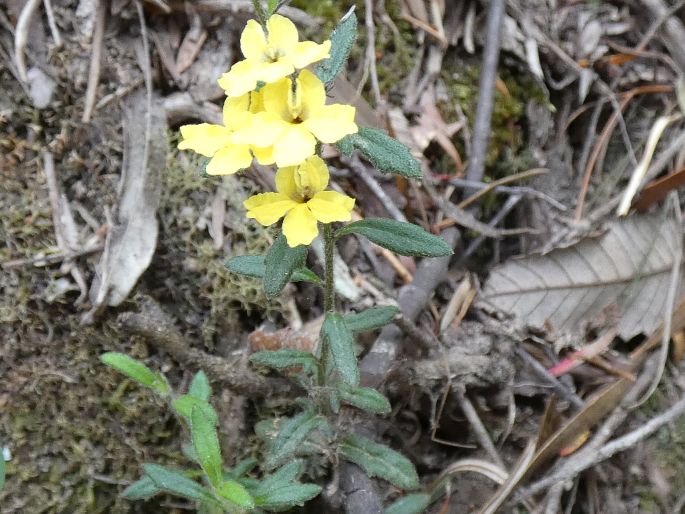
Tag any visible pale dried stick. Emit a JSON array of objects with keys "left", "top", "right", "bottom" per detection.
[
  {"left": 455, "top": 386, "right": 506, "bottom": 469},
  {"left": 363, "top": 0, "right": 382, "bottom": 107},
  {"left": 43, "top": 0, "right": 62, "bottom": 47},
  {"left": 82, "top": 0, "right": 106, "bottom": 123},
  {"left": 14, "top": 0, "right": 42, "bottom": 83}
]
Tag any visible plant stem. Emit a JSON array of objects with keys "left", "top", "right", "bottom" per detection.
[
  {"left": 319, "top": 224, "right": 335, "bottom": 387},
  {"left": 323, "top": 224, "right": 335, "bottom": 312}
]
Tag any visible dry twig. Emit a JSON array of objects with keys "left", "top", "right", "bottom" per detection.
[{"left": 82, "top": 0, "right": 106, "bottom": 123}]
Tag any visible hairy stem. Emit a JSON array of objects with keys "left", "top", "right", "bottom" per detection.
[{"left": 323, "top": 224, "right": 335, "bottom": 312}]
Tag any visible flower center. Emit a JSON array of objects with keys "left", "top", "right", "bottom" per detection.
[{"left": 264, "top": 47, "right": 283, "bottom": 63}]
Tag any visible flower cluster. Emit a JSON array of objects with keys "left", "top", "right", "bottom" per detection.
[{"left": 178, "top": 14, "right": 357, "bottom": 246}]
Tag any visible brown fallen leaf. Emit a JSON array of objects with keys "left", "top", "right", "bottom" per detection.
[
  {"left": 176, "top": 13, "right": 207, "bottom": 75},
  {"left": 633, "top": 166, "right": 685, "bottom": 213},
  {"left": 249, "top": 316, "right": 324, "bottom": 354}
]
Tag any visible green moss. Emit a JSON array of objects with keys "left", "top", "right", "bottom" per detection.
[{"left": 441, "top": 64, "right": 547, "bottom": 178}]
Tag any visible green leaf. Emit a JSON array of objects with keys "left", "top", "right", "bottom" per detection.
[
  {"left": 143, "top": 464, "right": 221, "bottom": 506},
  {"left": 385, "top": 493, "right": 432, "bottom": 514},
  {"left": 338, "top": 127, "right": 422, "bottom": 178},
  {"left": 172, "top": 396, "right": 218, "bottom": 426},
  {"left": 336, "top": 219, "right": 453, "bottom": 257},
  {"left": 250, "top": 349, "right": 318, "bottom": 376},
  {"left": 226, "top": 254, "right": 321, "bottom": 284},
  {"left": 337, "top": 383, "right": 391, "bottom": 414},
  {"left": 267, "top": 0, "right": 279, "bottom": 15},
  {"left": 191, "top": 406, "right": 223, "bottom": 487},
  {"left": 230, "top": 457, "right": 258, "bottom": 478},
  {"left": 121, "top": 475, "right": 161, "bottom": 500},
  {"left": 316, "top": 9, "right": 357, "bottom": 83},
  {"left": 322, "top": 313, "right": 359, "bottom": 386},
  {"left": 339, "top": 434, "right": 419, "bottom": 490},
  {"left": 188, "top": 371, "right": 211, "bottom": 401},
  {"left": 263, "top": 234, "right": 309, "bottom": 297},
  {"left": 217, "top": 480, "right": 255, "bottom": 509},
  {"left": 100, "top": 353, "right": 169, "bottom": 394},
  {"left": 344, "top": 306, "right": 399, "bottom": 332},
  {"left": 252, "top": 460, "right": 305, "bottom": 496},
  {"left": 255, "top": 483, "right": 322, "bottom": 510},
  {"left": 265, "top": 411, "right": 329, "bottom": 469}
]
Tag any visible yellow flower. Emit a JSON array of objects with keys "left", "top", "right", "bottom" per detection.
[
  {"left": 178, "top": 91, "right": 279, "bottom": 174},
  {"left": 244, "top": 156, "right": 355, "bottom": 247},
  {"left": 218, "top": 14, "right": 331, "bottom": 97},
  {"left": 237, "top": 69, "right": 357, "bottom": 168}
]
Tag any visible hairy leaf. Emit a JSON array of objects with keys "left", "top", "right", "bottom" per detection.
[
  {"left": 481, "top": 213, "right": 683, "bottom": 338},
  {"left": 344, "top": 306, "right": 399, "bottom": 332},
  {"left": 385, "top": 493, "right": 432, "bottom": 514},
  {"left": 263, "top": 234, "right": 309, "bottom": 297},
  {"left": 121, "top": 475, "right": 161, "bottom": 500},
  {"left": 225, "top": 255, "right": 321, "bottom": 284},
  {"left": 338, "top": 127, "right": 422, "bottom": 178},
  {"left": 252, "top": 460, "right": 305, "bottom": 497},
  {"left": 100, "top": 353, "right": 169, "bottom": 394},
  {"left": 250, "top": 349, "right": 318, "bottom": 376},
  {"left": 336, "top": 219, "right": 453, "bottom": 257},
  {"left": 265, "top": 412, "right": 329, "bottom": 469},
  {"left": 340, "top": 434, "right": 419, "bottom": 490},
  {"left": 188, "top": 370, "right": 211, "bottom": 401},
  {"left": 142, "top": 464, "right": 220, "bottom": 506},
  {"left": 338, "top": 383, "right": 391, "bottom": 414},
  {"left": 322, "top": 313, "right": 359, "bottom": 386},
  {"left": 172, "top": 396, "right": 218, "bottom": 426},
  {"left": 255, "top": 483, "right": 322, "bottom": 510},
  {"left": 316, "top": 9, "right": 357, "bottom": 83},
  {"left": 217, "top": 480, "right": 255, "bottom": 509},
  {"left": 191, "top": 405, "right": 223, "bottom": 487}
]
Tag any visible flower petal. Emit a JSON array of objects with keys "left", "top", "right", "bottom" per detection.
[
  {"left": 273, "top": 125, "right": 317, "bottom": 167},
  {"left": 266, "top": 14, "right": 298, "bottom": 53},
  {"left": 231, "top": 112, "right": 286, "bottom": 147},
  {"left": 217, "top": 60, "right": 260, "bottom": 97},
  {"left": 223, "top": 93, "right": 251, "bottom": 128},
  {"left": 257, "top": 60, "right": 295, "bottom": 85},
  {"left": 282, "top": 204, "right": 319, "bottom": 247},
  {"left": 297, "top": 69, "right": 326, "bottom": 117},
  {"left": 275, "top": 166, "right": 298, "bottom": 201},
  {"left": 307, "top": 191, "right": 355, "bottom": 223},
  {"left": 303, "top": 104, "right": 358, "bottom": 144},
  {"left": 295, "top": 155, "right": 329, "bottom": 196},
  {"left": 240, "top": 19, "right": 268, "bottom": 60},
  {"left": 288, "top": 40, "right": 331, "bottom": 69},
  {"left": 178, "top": 124, "right": 233, "bottom": 157},
  {"left": 263, "top": 77, "right": 294, "bottom": 122},
  {"left": 206, "top": 144, "right": 253, "bottom": 175},
  {"left": 244, "top": 192, "right": 297, "bottom": 225},
  {"left": 251, "top": 145, "right": 276, "bottom": 165}
]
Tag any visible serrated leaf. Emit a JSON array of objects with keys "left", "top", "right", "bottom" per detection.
[
  {"left": 172, "top": 396, "right": 218, "bottom": 426},
  {"left": 188, "top": 371, "right": 211, "bottom": 401},
  {"left": 338, "top": 383, "right": 391, "bottom": 414},
  {"left": 250, "top": 349, "right": 318, "bottom": 376},
  {"left": 191, "top": 406, "right": 223, "bottom": 487},
  {"left": 339, "top": 434, "right": 419, "bottom": 490},
  {"left": 121, "top": 475, "right": 161, "bottom": 500},
  {"left": 385, "top": 493, "right": 431, "bottom": 514},
  {"left": 100, "top": 353, "right": 169, "bottom": 394},
  {"left": 481, "top": 213, "right": 684, "bottom": 338},
  {"left": 217, "top": 479, "right": 255, "bottom": 509},
  {"left": 265, "top": 411, "right": 329, "bottom": 469},
  {"left": 252, "top": 460, "right": 305, "bottom": 497},
  {"left": 338, "top": 127, "right": 422, "bottom": 178},
  {"left": 344, "top": 306, "right": 399, "bottom": 332},
  {"left": 322, "top": 313, "right": 359, "bottom": 386},
  {"left": 337, "top": 219, "right": 453, "bottom": 257},
  {"left": 316, "top": 9, "right": 357, "bottom": 83},
  {"left": 263, "top": 234, "right": 309, "bottom": 297},
  {"left": 225, "top": 255, "right": 321, "bottom": 284},
  {"left": 143, "top": 464, "right": 221, "bottom": 506},
  {"left": 255, "top": 483, "right": 322, "bottom": 510}
]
